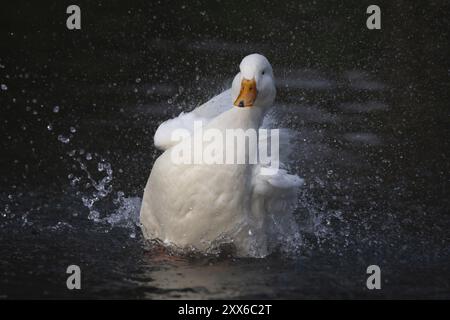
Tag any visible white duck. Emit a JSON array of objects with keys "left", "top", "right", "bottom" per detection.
[{"left": 140, "top": 54, "right": 303, "bottom": 257}]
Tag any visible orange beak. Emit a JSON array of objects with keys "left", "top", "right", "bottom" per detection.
[{"left": 233, "top": 78, "right": 257, "bottom": 108}]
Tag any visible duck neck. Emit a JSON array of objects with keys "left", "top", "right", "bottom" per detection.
[{"left": 231, "top": 106, "right": 267, "bottom": 130}]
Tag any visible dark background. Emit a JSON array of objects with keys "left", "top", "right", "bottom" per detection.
[{"left": 0, "top": 0, "right": 449, "bottom": 298}]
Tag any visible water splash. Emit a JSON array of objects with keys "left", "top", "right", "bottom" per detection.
[
  {"left": 105, "top": 193, "right": 141, "bottom": 234},
  {"left": 65, "top": 149, "right": 141, "bottom": 237}
]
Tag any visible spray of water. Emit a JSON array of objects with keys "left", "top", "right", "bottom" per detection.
[{"left": 64, "top": 148, "right": 142, "bottom": 237}]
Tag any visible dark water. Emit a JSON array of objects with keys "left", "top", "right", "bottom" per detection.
[{"left": 1, "top": 1, "right": 449, "bottom": 299}]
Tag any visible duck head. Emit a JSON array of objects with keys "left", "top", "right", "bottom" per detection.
[{"left": 232, "top": 54, "right": 276, "bottom": 110}]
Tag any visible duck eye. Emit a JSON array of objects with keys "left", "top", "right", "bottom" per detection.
[{"left": 262, "top": 71, "right": 265, "bottom": 75}]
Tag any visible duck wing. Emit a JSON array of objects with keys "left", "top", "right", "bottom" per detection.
[
  {"left": 251, "top": 108, "right": 304, "bottom": 232},
  {"left": 153, "top": 89, "right": 232, "bottom": 150}
]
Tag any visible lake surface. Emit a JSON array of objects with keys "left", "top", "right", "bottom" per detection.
[{"left": 0, "top": 1, "right": 449, "bottom": 299}]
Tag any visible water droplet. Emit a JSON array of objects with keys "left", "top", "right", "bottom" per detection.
[
  {"left": 47, "top": 124, "right": 52, "bottom": 131},
  {"left": 1, "top": 84, "right": 8, "bottom": 91},
  {"left": 53, "top": 105, "right": 60, "bottom": 113},
  {"left": 135, "top": 78, "right": 141, "bottom": 83},
  {"left": 88, "top": 210, "right": 100, "bottom": 221},
  {"left": 70, "top": 177, "right": 80, "bottom": 186},
  {"left": 86, "top": 153, "right": 92, "bottom": 160},
  {"left": 57, "top": 135, "right": 70, "bottom": 144},
  {"left": 70, "top": 126, "right": 76, "bottom": 133},
  {"left": 82, "top": 196, "right": 94, "bottom": 208}
]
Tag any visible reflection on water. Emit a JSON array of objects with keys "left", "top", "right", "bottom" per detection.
[{"left": 0, "top": 1, "right": 449, "bottom": 298}]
